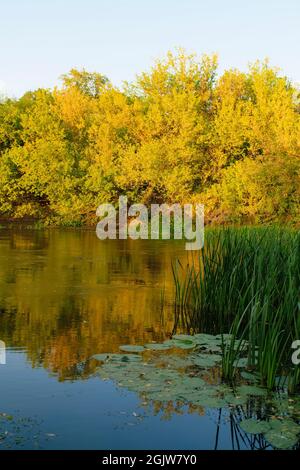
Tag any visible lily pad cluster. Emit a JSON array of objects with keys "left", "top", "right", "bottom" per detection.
[
  {"left": 91, "top": 333, "right": 300, "bottom": 449},
  {"left": 240, "top": 417, "right": 300, "bottom": 449}
]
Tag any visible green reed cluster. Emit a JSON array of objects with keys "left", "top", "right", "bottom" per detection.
[{"left": 172, "top": 227, "right": 300, "bottom": 393}]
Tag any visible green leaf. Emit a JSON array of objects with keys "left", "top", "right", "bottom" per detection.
[
  {"left": 93, "top": 353, "right": 142, "bottom": 363},
  {"left": 191, "top": 353, "right": 222, "bottom": 367},
  {"left": 224, "top": 394, "right": 248, "bottom": 406},
  {"left": 172, "top": 334, "right": 195, "bottom": 341},
  {"left": 240, "top": 419, "right": 271, "bottom": 434},
  {"left": 119, "top": 345, "right": 145, "bottom": 353},
  {"left": 144, "top": 343, "right": 172, "bottom": 350},
  {"left": 264, "top": 429, "right": 298, "bottom": 449},
  {"left": 233, "top": 357, "right": 248, "bottom": 368},
  {"left": 168, "top": 339, "right": 196, "bottom": 350},
  {"left": 194, "top": 333, "right": 217, "bottom": 342},
  {"left": 195, "top": 396, "right": 227, "bottom": 408},
  {"left": 237, "top": 385, "right": 267, "bottom": 397},
  {"left": 241, "top": 371, "right": 258, "bottom": 382},
  {"left": 269, "top": 418, "right": 300, "bottom": 435}
]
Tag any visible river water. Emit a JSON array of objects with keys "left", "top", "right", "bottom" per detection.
[{"left": 0, "top": 227, "right": 267, "bottom": 449}]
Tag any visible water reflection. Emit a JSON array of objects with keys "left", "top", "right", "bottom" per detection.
[{"left": 0, "top": 228, "right": 186, "bottom": 380}]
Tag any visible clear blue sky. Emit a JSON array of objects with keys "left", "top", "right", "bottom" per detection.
[{"left": 0, "top": 0, "right": 299, "bottom": 97}]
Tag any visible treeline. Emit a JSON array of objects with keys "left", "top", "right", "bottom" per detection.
[{"left": 0, "top": 51, "right": 299, "bottom": 225}]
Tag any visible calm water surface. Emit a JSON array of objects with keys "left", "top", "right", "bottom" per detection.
[{"left": 0, "top": 228, "right": 249, "bottom": 449}]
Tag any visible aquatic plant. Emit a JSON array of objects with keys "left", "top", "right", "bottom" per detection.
[
  {"left": 172, "top": 227, "right": 300, "bottom": 391},
  {"left": 92, "top": 334, "right": 300, "bottom": 449}
]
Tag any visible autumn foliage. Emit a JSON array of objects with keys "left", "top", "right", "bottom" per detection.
[{"left": 0, "top": 51, "right": 299, "bottom": 225}]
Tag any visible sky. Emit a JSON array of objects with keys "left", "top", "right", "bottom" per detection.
[{"left": 0, "top": 0, "right": 299, "bottom": 97}]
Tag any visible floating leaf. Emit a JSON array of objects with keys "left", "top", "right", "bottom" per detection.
[
  {"left": 184, "top": 376, "right": 207, "bottom": 389},
  {"left": 264, "top": 429, "right": 298, "bottom": 449},
  {"left": 191, "top": 353, "right": 222, "bottom": 367},
  {"left": 240, "top": 419, "right": 271, "bottom": 434},
  {"left": 241, "top": 371, "right": 258, "bottom": 382},
  {"left": 271, "top": 398, "right": 297, "bottom": 414},
  {"left": 198, "top": 344, "right": 222, "bottom": 353},
  {"left": 93, "top": 353, "right": 142, "bottom": 363},
  {"left": 194, "top": 335, "right": 222, "bottom": 347},
  {"left": 145, "top": 389, "right": 182, "bottom": 402},
  {"left": 154, "top": 355, "right": 194, "bottom": 369},
  {"left": 168, "top": 339, "right": 196, "bottom": 350},
  {"left": 215, "top": 334, "right": 233, "bottom": 341},
  {"left": 172, "top": 334, "right": 195, "bottom": 342},
  {"left": 112, "top": 354, "right": 143, "bottom": 363},
  {"left": 195, "top": 396, "right": 227, "bottom": 408},
  {"left": 119, "top": 345, "right": 145, "bottom": 353},
  {"left": 193, "top": 333, "right": 217, "bottom": 342},
  {"left": 92, "top": 353, "right": 112, "bottom": 362},
  {"left": 237, "top": 385, "right": 267, "bottom": 397},
  {"left": 216, "top": 384, "right": 233, "bottom": 394},
  {"left": 269, "top": 418, "right": 300, "bottom": 435},
  {"left": 144, "top": 343, "right": 172, "bottom": 351},
  {"left": 224, "top": 394, "right": 248, "bottom": 406},
  {"left": 181, "top": 387, "right": 219, "bottom": 406},
  {"left": 233, "top": 357, "right": 248, "bottom": 368}
]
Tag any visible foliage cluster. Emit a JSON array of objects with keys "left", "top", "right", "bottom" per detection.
[{"left": 0, "top": 52, "right": 299, "bottom": 225}]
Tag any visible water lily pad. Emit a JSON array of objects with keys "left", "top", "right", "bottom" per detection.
[
  {"left": 172, "top": 334, "right": 195, "bottom": 342},
  {"left": 216, "top": 384, "right": 233, "bottom": 394},
  {"left": 271, "top": 398, "right": 297, "bottom": 414},
  {"left": 174, "top": 387, "right": 204, "bottom": 403},
  {"left": 264, "top": 429, "right": 299, "bottom": 449},
  {"left": 185, "top": 376, "right": 207, "bottom": 389},
  {"left": 168, "top": 339, "right": 196, "bottom": 350},
  {"left": 240, "top": 418, "right": 271, "bottom": 434},
  {"left": 194, "top": 333, "right": 217, "bottom": 342},
  {"left": 144, "top": 343, "right": 172, "bottom": 351},
  {"left": 233, "top": 357, "right": 248, "bottom": 368},
  {"left": 93, "top": 353, "right": 142, "bottom": 363},
  {"left": 241, "top": 371, "right": 258, "bottom": 382},
  {"left": 199, "top": 387, "right": 220, "bottom": 397},
  {"left": 177, "top": 386, "right": 217, "bottom": 405},
  {"left": 113, "top": 354, "right": 143, "bottom": 363},
  {"left": 92, "top": 353, "right": 113, "bottom": 362},
  {"left": 191, "top": 353, "right": 222, "bottom": 367},
  {"left": 198, "top": 344, "right": 222, "bottom": 353},
  {"left": 145, "top": 389, "right": 181, "bottom": 402},
  {"left": 225, "top": 340, "right": 248, "bottom": 352},
  {"left": 154, "top": 355, "right": 194, "bottom": 369},
  {"left": 215, "top": 334, "right": 233, "bottom": 341},
  {"left": 224, "top": 394, "right": 248, "bottom": 406},
  {"left": 237, "top": 385, "right": 267, "bottom": 397},
  {"left": 194, "top": 337, "right": 223, "bottom": 348},
  {"left": 196, "top": 396, "right": 227, "bottom": 408},
  {"left": 119, "top": 345, "right": 145, "bottom": 353},
  {"left": 269, "top": 418, "right": 300, "bottom": 435}
]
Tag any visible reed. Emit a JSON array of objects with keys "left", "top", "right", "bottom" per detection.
[{"left": 172, "top": 227, "right": 300, "bottom": 392}]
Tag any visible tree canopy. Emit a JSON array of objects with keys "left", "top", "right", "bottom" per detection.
[{"left": 0, "top": 51, "right": 299, "bottom": 225}]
